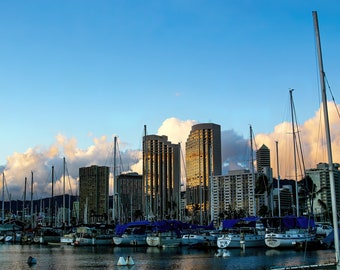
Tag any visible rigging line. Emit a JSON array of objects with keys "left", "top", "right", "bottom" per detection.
[
  {"left": 116, "top": 141, "right": 125, "bottom": 174},
  {"left": 291, "top": 93, "right": 306, "bottom": 178},
  {"left": 65, "top": 163, "right": 74, "bottom": 196},
  {"left": 3, "top": 173, "right": 11, "bottom": 201},
  {"left": 325, "top": 74, "right": 340, "bottom": 120},
  {"left": 250, "top": 125, "right": 258, "bottom": 152}
]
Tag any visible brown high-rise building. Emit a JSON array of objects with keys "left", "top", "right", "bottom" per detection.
[
  {"left": 185, "top": 123, "right": 221, "bottom": 225},
  {"left": 116, "top": 172, "right": 143, "bottom": 223},
  {"left": 79, "top": 165, "right": 110, "bottom": 224}
]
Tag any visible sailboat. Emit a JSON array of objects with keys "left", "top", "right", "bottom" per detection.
[
  {"left": 264, "top": 90, "right": 317, "bottom": 249},
  {"left": 217, "top": 126, "right": 266, "bottom": 249}
]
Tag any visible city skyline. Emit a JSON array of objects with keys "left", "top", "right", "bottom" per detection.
[{"left": 1, "top": 2, "right": 340, "bottom": 199}]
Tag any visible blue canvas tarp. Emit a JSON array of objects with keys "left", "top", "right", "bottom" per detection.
[
  {"left": 222, "top": 219, "right": 240, "bottom": 229},
  {"left": 115, "top": 221, "right": 151, "bottom": 236},
  {"left": 222, "top": 216, "right": 260, "bottom": 229},
  {"left": 297, "top": 216, "right": 315, "bottom": 228}
]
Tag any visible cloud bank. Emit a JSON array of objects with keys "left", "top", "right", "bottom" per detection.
[{"left": 1, "top": 102, "right": 340, "bottom": 200}]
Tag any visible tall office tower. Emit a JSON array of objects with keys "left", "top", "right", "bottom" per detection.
[
  {"left": 256, "top": 144, "right": 273, "bottom": 215},
  {"left": 79, "top": 165, "right": 110, "bottom": 224},
  {"left": 116, "top": 172, "right": 143, "bottom": 223},
  {"left": 256, "top": 144, "right": 270, "bottom": 174},
  {"left": 185, "top": 123, "right": 221, "bottom": 225},
  {"left": 143, "top": 135, "right": 181, "bottom": 221}
]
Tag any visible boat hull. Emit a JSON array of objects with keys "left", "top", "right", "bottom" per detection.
[
  {"left": 146, "top": 233, "right": 182, "bottom": 248},
  {"left": 113, "top": 234, "right": 147, "bottom": 246},
  {"left": 182, "top": 233, "right": 218, "bottom": 248},
  {"left": 217, "top": 234, "right": 265, "bottom": 249},
  {"left": 265, "top": 231, "right": 316, "bottom": 249}
]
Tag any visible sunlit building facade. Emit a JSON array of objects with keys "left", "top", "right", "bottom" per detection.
[
  {"left": 185, "top": 123, "right": 221, "bottom": 225},
  {"left": 210, "top": 169, "right": 257, "bottom": 226},
  {"left": 143, "top": 135, "right": 181, "bottom": 221}
]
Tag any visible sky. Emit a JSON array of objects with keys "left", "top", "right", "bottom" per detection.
[{"left": 1, "top": 1, "right": 340, "bottom": 200}]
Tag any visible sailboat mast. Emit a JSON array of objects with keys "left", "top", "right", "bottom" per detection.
[
  {"left": 289, "top": 89, "right": 300, "bottom": 217},
  {"left": 275, "top": 141, "right": 281, "bottom": 217},
  {"left": 144, "top": 125, "right": 149, "bottom": 220},
  {"left": 51, "top": 166, "right": 54, "bottom": 226},
  {"left": 313, "top": 10, "right": 340, "bottom": 266},
  {"left": 31, "top": 171, "right": 34, "bottom": 226},
  {"left": 250, "top": 125, "right": 256, "bottom": 215},
  {"left": 2, "top": 173, "right": 4, "bottom": 223},
  {"left": 113, "top": 136, "right": 117, "bottom": 223},
  {"left": 63, "top": 157, "right": 66, "bottom": 225},
  {"left": 199, "top": 134, "right": 203, "bottom": 225},
  {"left": 23, "top": 177, "right": 27, "bottom": 221}
]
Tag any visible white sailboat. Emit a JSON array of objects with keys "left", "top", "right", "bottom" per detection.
[
  {"left": 217, "top": 126, "right": 265, "bottom": 249},
  {"left": 265, "top": 90, "right": 317, "bottom": 249}
]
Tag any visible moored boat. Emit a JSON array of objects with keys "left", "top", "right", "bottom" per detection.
[
  {"left": 73, "top": 224, "right": 114, "bottom": 246},
  {"left": 263, "top": 216, "right": 317, "bottom": 249},
  {"left": 146, "top": 230, "right": 182, "bottom": 248},
  {"left": 60, "top": 230, "right": 76, "bottom": 245},
  {"left": 217, "top": 217, "right": 265, "bottom": 249},
  {"left": 113, "top": 221, "right": 152, "bottom": 246},
  {"left": 182, "top": 230, "right": 220, "bottom": 248},
  {"left": 145, "top": 220, "right": 185, "bottom": 248}
]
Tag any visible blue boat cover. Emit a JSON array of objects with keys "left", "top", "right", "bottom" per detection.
[{"left": 222, "top": 216, "right": 260, "bottom": 229}]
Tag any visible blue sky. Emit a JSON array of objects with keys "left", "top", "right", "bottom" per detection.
[{"left": 1, "top": 1, "right": 340, "bottom": 198}]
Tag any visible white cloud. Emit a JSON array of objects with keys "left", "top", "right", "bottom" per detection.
[{"left": 2, "top": 105, "right": 340, "bottom": 200}]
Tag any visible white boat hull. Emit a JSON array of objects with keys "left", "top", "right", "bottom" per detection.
[
  {"left": 146, "top": 232, "right": 182, "bottom": 248},
  {"left": 113, "top": 234, "right": 147, "bottom": 246},
  {"left": 265, "top": 231, "right": 316, "bottom": 249},
  {"left": 217, "top": 233, "right": 265, "bottom": 248},
  {"left": 182, "top": 233, "right": 218, "bottom": 248}
]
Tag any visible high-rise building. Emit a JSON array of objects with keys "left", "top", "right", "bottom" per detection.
[
  {"left": 256, "top": 144, "right": 270, "bottom": 174},
  {"left": 306, "top": 163, "right": 340, "bottom": 219},
  {"left": 272, "top": 186, "right": 293, "bottom": 216},
  {"left": 116, "top": 172, "right": 143, "bottom": 223},
  {"left": 143, "top": 135, "right": 181, "bottom": 220},
  {"left": 79, "top": 165, "right": 110, "bottom": 224},
  {"left": 256, "top": 144, "right": 273, "bottom": 216},
  {"left": 185, "top": 123, "right": 221, "bottom": 225},
  {"left": 210, "top": 169, "right": 257, "bottom": 226}
]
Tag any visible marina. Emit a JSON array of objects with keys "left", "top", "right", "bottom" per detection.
[{"left": 1, "top": 7, "right": 340, "bottom": 270}]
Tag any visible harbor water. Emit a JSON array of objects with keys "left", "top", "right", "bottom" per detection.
[{"left": 0, "top": 243, "right": 337, "bottom": 270}]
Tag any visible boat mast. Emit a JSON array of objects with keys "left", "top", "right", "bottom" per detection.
[
  {"left": 275, "top": 141, "right": 281, "bottom": 217},
  {"left": 199, "top": 134, "right": 203, "bottom": 225},
  {"left": 30, "top": 171, "right": 34, "bottom": 226},
  {"left": 250, "top": 125, "right": 256, "bottom": 215},
  {"left": 144, "top": 125, "right": 149, "bottom": 220},
  {"left": 23, "top": 177, "right": 27, "bottom": 222},
  {"left": 113, "top": 136, "right": 117, "bottom": 223},
  {"left": 63, "top": 157, "right": 66, "bottom": 226},
  {"left": 313, "top": 10, "right": 340, "bottom": 267},
  {"left": 2, "top": 173, "right": 4, "bottom": 223},
  {"left": 51, "top": 166, "right": 54, "bottom": 226},
  {"left": 289, "top": 89, "right": 299, "bottom": 217}
]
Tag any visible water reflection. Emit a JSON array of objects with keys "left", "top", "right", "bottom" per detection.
[{"left": 0, "top": 244, "right": 337, "bottom": 270}]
